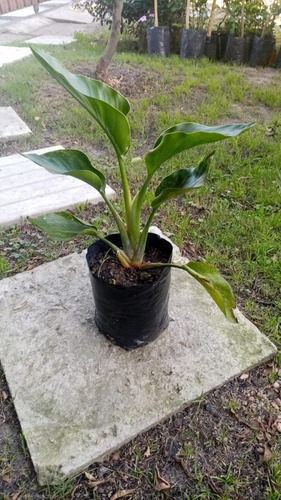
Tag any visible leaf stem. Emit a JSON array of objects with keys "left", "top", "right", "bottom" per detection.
[
  {"left": 102, "top": 193, "right": 133, "bottom": 256},
  {"left": 133, "top": 207, "right": 157, "bottom": 262},
  {"left": 118, "top": 155, "right": 132, "bottom": 226}
]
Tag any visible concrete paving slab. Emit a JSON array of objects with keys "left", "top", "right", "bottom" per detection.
[
  {"left": 43, "top": 4, "right": 93, "bottom": 23},
  {"left": 0, "top": 246, "right": 276, "bottom": 484},
  {"left": 0, "top": 146, "right": 115, "bottom": 227},
  {"left": 4, "top": 16, "right": 53, "bottom": 34},
  {"left": 0, "top": 46, "right": 31, "bottom": 67},
  {"left": 0, "top": 106, "right": 32, "bottom": 139},
  {"left": 25, "top": 35, "right": 76, "bottom": 44}
]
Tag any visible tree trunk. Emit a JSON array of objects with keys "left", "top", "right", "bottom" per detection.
[{"left": 95, "top": 0, "right": 124, "bottom": 82}]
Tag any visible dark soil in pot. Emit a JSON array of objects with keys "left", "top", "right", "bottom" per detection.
[
  {"left": 180, "top": 29, "right": 207, "bottom": 59},
  {"left": 249, "top": 36, "right": 275, "bottom": 67},
  {"left": 224, "top": 36, "right": 252, "bottom": 64},
  {"left": 146, "top": 26, "right": 170, "bottom": 56},
  {"left": 86, "top": 233, "right": 173, "bottom": 351}
]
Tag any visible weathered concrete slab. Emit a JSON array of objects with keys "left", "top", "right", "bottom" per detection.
[
  {"left": 43, "top": 4, "right": 93, "bottom": 24},
  {"left": 0, "top": 146, "right": 115, "bottom": 227},
  {"left": 0, "top": 106, "right": 32, "bottom": 139},
  {"left": 25, "top": 35, "right": 76, "bottom": 45},
  {"left": 0, "top": 46, "right": 31, "bottom": 67},
  {"left": 3, "top": 16, "right": 53, "bottom": 35},
  {"left": 0, "top": 247, "right": 276, "bottom": 484}
]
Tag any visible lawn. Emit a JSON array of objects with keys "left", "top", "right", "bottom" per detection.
[{"left": 0, "top": 34, "right": 281, "bottom": 499}]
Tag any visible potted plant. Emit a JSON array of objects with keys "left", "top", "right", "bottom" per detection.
[
  {"left": 249, "top": 0, "right": 280, "bottom": 67},
  {"left": 223, "top": 0, "right": 252, "bottom": 64},
  {"left": 25, "top": 47, "right": 253, "bottom": 350},
  {"left": 146, "top": 0, "right": 170, "bottom": 56},
  {"left": 180, "top": 0, "right": 208, "bottom": 59}
]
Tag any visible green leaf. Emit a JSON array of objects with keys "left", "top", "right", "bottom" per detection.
[
  {"left": 151, "top": 153, "right": 213, "bottom": 209},
  {"left": 182, "top": 261, "right": 237, "bottom": 323},
  {"left": 30, "top": 47, "right": 131, "bottom": 156},
  {"left": 28, "top": 212, "right": 97, "bottom": 241},
  {"left": 145, "top": 122, "right": 254, "bottom": 174},
  {"left": 24, "top": 149, "right": 106, "bottom": 193}
]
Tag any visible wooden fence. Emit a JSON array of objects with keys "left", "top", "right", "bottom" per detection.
[{"left": 0, "top": 0, "right": 47, "bottom": 15}]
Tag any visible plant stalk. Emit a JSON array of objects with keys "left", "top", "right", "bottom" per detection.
[
  {"left": 241, "top": 0, "right": 245, "bottom": 38},
  {"left": 186, "top": 0, "right": 191, "bottom": 29},
  {"left": 102, "top": 193, "right": 133, "bottom": 256},
  {"left": 118, "top": 155, "right": 132, "bottom": 226},
  {"left": 207, "top": 0, "right": 217, "bottom": 37},
  {"left": 154, "top": 0, "right": 159, "bottom": 27}
]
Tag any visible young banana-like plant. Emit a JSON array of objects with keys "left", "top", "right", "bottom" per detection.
[{"left": 26, "top": 47, "right": 254, "bottom": 323}]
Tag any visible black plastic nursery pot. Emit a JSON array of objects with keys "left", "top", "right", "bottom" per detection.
[
  {"left": 180, "top": 29, "right": 207, "bottom": 59},
  {"left": 249, "top": 36, "right": 275, "bottom": 67},
  {"left": 86, "top": 233, "right": 173, "bottom": 351},
  {"left": 204, "top": 35, "right": 216, "bottom": 60},
  {"left": 224, "top": 36, "right": 252, "bottom": 65},
  {"left": 147, "top": 26, "right": 170, "bottom": 56},
  {"left": 276, "top": 47, "right": 281, "bottom": 69},
  {"left": 204, "top": 31, "right": 228, "bottom": 60}
]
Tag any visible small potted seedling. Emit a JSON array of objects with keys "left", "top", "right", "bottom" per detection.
[
  {"left": 249, "top": 0, "right": 280, "bottom": 66},
  {"left": 25, "top": 48, "right": 253, "bottom": 350},
  {"left": 180, "top": 0, "right": 208, "bottom": 59},
  {"left": 224, "top": 0, "right": 252, "bottom": 64},
  {"left": 147, "top": 0, "right": 170, "bottom": 56}
]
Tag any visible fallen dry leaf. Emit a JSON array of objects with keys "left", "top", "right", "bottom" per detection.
[
  {"left": 3, "top": 473, "right": 11, "bottom": 483},
  {"left": 240, "top": 373, "right": 249, "bottom": 380},
  {"left": 207, "top": 476, "right": 224, "bottom": 495},
  {"left": 184, "top": 240, "right": 196, "bottom": 253},
  {"left": 88, "top": 478, "right": 113, "bottom": 489},
  {"left": 84, "top": 471, "right": 95, "bottom": 481},
  {"left": 11, "top": 491, "right": 22, "bottom": 500},
  {"left": 111, "top": 489, "right": 136, "bottom": 500},
  {"left": 263, "top": 442, "right": 272, "bottom": 462},
  {"left": 2, "top": 390, "right": 8, "bottom": 401},
  {"left": 263, "top": 364, "right": 274, "bottom": 376},
  {"left": 144, "top": 445, "right": 151, "bottom": 457},
  {"left": 111, "top": 450, "right": 120, "bottom": 461},
  {"left": 71, "top": 485, "right": 81, "bottom": 498},
  {"left": 174, "top": 456, "right": 189, "bottom": 476},
  {"left": 155, "top": 465, "right": 170, "bottom": 491}
]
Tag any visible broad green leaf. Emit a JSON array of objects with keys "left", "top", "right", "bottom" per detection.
[
  {"left": 30, "top": 48, "right": 131, "bottom": 156},
  {"left": 24, "top": 149, "right": 106, "bottom": 193},
  {"left": 145, "top": 122, "right": 254, "bottom": 174},
  {"left": 182, "top": 261, "right": 237, "bottom": 323},
  {"left": 28, "top": 212, "right": 97, "bottom": 240},
  {"left": 151, "top": 153, "right": 213, "bottom": 209}
]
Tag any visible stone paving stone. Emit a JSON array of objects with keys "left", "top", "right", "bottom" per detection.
[
  {"left": 0, "top": 146, "right": 115, "bottom": 227},
  {"left": 0, "top": 244, "right": 276, "bottom": 484},
  {"left": 25, "top": 35, "right": 76, "bottom": 44},
  {"left": 0, "top": 106, "right": 32, "bottom": 140},
  {"left": 0, "top": 46, "right": 31, "bottom": 67}
]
